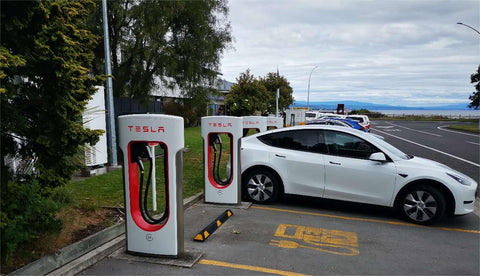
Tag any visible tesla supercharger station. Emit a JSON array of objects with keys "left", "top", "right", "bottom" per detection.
[
  {"left": 118, "top": 114, "right": 184, "bottom": 257},
  {"left": 201, "top": 116, "right": 242, "bottom": 204},
  {"left": 242, "top": 116, "right": 267, "bottom": 137},
  {"left": 285, "top": 109, "right": 306, "bottom": 127},
  {"left": 267, "top": 116, "right": 284, "bottom": 129}
]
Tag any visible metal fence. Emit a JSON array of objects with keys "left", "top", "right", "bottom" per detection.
[{"left": 114, "top": 97, "right": 162, "bottom": 117}]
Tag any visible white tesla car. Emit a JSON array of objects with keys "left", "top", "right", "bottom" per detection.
[{"left": 241, "top": 125, "right": 477, "bottom": 224}]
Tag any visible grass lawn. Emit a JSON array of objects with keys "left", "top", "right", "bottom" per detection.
[
  {"left": 447, "top": 124, "right": 480, "bottom": 133},
  {"left": 67, "top": 126, "right": 205, "bottom": 209}
]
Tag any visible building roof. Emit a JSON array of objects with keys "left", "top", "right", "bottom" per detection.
[{"left": 150, "top": 76, "right": 234, "bottom": 98}]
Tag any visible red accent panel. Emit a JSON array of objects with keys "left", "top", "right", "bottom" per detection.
[
  {"left": 128, "top": 141, "right": 169, "bottom": 232},
  {"left": 207, "top": 133, "right": 234, "bottom": 189}
]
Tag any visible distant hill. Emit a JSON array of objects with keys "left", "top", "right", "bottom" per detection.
[{"left": 291, "top": 101, "right": 471, "bottom": 110}]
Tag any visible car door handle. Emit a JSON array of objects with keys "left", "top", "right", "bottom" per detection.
[
  {"left": 329, "top": 161, "right": 341, "bottom": 165},
  {"left": 275, "top": 154, "right": 286, "bottom": 158}
]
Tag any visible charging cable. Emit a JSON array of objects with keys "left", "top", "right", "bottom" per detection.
[
  {"left": 135, "top": 144, "right": 169, "bottom": 225},
  {"left": 210, "top": 134, "right": 231, "bottom": 186}
]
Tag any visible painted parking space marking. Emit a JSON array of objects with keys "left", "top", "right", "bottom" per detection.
[
  {"left": 374, "top": 124, "right": 401, "bottom": 132},
  {"left": 373, "top": 129, "right": 480, "bottom": 167},
  {"left": 466, "top": 141, "right": 480, "bottom": 146},
  {"left": 270, "top": 224, "right": 359, "bottom": 256},
  {"left": 438, "top": 126, "right": 479, "bottom": 138},
  {"left": 252, "top": 206, "right": 480, "bottom": 234},
  {"left": 199, "top": 259, "right": 310, "bottom": 276},
  {"left": 387, "top": 122, "right": 442, "bottom": 137}
]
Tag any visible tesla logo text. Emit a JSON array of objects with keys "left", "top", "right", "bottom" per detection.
[
  {"left": 244, "top": 121, "right": 259, "bottom": 125},
  {"left": 128, "top": 126, "right": 165, "bottom": 133},
  {"left": 208, "top": 122, "right": 232, "bottom": 128}
]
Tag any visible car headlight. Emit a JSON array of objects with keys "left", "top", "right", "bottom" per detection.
[{"left": 447, "top": 173, "right": 471, "bottom": 186}]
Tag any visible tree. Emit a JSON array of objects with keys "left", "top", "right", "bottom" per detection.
[
  {"left": 1, "top": 0, "right": 103, "bottom": 188},
  {"left": 89, "top": 0, "right": 232, "bottom": 102},
  {"left": 468, "top": 65, "right": 479, "bottom": 110},
  {"left": 225, "top": 70, "right": 271, "bottom": 116},
  {"left": 260, "top": 72, "right": 294, "bottom": 114},
  {"left": 1, "top": 0, "right": 104, "bottom": 265}
]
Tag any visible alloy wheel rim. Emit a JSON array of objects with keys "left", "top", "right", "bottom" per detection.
[
  {"left": 403, "top": 190, "right": 437, "bottom": 222},
  {"left": 247, "top": 174, "right": 274, "bottom": 202}
]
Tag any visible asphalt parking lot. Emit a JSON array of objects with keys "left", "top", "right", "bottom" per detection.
[
  {"left": 370, "top": 120, "right": 479, "bottom": 187},
  {"left": 80, "top": 120, "right": 480, "bottom": 275}
]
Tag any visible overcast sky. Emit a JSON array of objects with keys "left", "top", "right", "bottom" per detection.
[{"left": 219, "top": 0, "right": 479, "bottom": 107}]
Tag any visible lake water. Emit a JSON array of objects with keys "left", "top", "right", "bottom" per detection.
[{"left": 376, "top": 110, "right": 480, "bottom": 118}]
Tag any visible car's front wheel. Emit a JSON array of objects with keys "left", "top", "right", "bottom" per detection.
[
  {"left": 397, "top": 185, "right": 446, "bottom": 225},
  {"left": 243, "top": 169, "right": 281, "bottom": 204}
]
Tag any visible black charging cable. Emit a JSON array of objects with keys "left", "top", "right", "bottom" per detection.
[
  {"left": 136, "top": 144, "right": 169, "bottom": 225},
  {"left": 210, "top": 134, "right": 231, "bottom": 186}
]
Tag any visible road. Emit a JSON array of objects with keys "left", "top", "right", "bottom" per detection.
[{"left": 370, "top": 120, "right": 479, "bottom": 186}]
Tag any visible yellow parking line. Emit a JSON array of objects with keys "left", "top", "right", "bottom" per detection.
[
  {"left": 252, "top": 206, "right": 480, "bottom": 234},
  {"left": 199, "top": 259, "right": 310, "bottom": 276}
]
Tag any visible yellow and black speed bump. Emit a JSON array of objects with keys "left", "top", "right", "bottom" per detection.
[{"left": 194, "top": 209, "right": 233, "bottom": 242}]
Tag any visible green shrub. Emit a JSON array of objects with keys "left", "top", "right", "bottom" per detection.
[
  {"left": 0, "top": 178, "right": 62, "bottom": 266},
  {"left": 50, "top": 185, "right": 74, "bottom": 205}
]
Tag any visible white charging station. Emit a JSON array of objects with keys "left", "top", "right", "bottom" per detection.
[
  {"left": 242, "top": 116, "right": 267, "bottom": 137},
  {"left": 267, "top": 116, "right": 284, "bottom": 129},
  {"left": 201, "top": 116, "right": 242, "bottom": 204},
  {"left": 118, "top": 114, "right": 184, "bottom": 257},
  {"left": 285, "top": 109, "right": 306, "bottom": 127}
]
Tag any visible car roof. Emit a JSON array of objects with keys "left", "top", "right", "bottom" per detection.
[{"left": 244, "top": 125, "right": 368, "bottom": 141}]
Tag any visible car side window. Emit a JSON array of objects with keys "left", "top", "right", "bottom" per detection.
[
  {"left": 258, "top": 130, "right": 327, "bottom": 154},
  {"left": 323, "top": 131, "right": 379, "bottom": 159}
]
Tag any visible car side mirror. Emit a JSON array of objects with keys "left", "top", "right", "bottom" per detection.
[{"left": 369, "top": 152, "right": 387, "bottom": 162}]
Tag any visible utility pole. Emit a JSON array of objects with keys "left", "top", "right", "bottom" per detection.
[
  {"left": 276, "top": 88, "right": 279, "bottom": 117},
  {"left": 307, "top": 65, "right": 319, "bottom": 111},
  {"left": 276, "top": 66, "right": 280, "bottom": 116},
  {"left": 102, "top": 0, "right": 118, "bottom": 166}
]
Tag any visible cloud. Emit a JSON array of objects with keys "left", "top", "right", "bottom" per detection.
[{"left": 220, "top": 0, "right": 479, "bottom": 107}]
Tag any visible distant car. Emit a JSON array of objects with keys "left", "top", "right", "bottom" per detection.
[
  {"left": 307, "top": 118, "right": 383, "bottom": 139},
  {"left": 306, "top": 119, "right": 353, "bottom": 128},
  {"left": 305, "top": 111, "right": 319, "bottom": 121},
  {"left": 241, "top": 125, "right": 477, "bottom": 224},
  {"left": 346, "top": 115, "right": 371, "bottom": 130},
  {"left": 320, "top": 114, "right": 345, "bottom": 120},
  {"left": 329, "top": 118, "right": 369, "bottom": 132},
  {"left": 306, "top": 111, "right": 337, "bottom": 121}
]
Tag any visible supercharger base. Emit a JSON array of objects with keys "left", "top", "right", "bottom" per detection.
[
  {"left": 201, "top": 116, "right": 243, "bottom": 205},
  {"left": 111, "top": 247, "right": 203, "bottom": 268},
  {"left": 118, "top": 114, "right": 184, "bottom": 257}
]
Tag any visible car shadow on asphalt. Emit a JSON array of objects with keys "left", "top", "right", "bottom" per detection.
[{"left": 262, "top": 194, "right": 479, "bottom": 230}]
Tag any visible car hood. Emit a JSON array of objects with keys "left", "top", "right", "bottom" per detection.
[
  {"left": 405, "top": 156, "right": 451, "bottom": 170},
  {"left": 396, "top": 156, "right": 474, "bottom": 181}
]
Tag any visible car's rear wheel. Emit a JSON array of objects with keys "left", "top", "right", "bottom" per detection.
[
  {"left": 243, "top": 169, "right": 281, "bottom": 204},
  {"left": 397, "top": 185, "right": 446, "bottom": 225}
]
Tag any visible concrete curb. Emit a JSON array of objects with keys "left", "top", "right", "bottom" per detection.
[
  {"left": 9, "top": 192, "right": 204, "bottom": 276},
  {"left": 46, "top": 235, "right": 125, "bottom": 276}
]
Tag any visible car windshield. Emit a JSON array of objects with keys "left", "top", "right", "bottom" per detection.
[
  {"left": 368, "top": 134, "right": 411, "bottom": 160},
  {"left": 305, "top": 112, "right": 316, "bottom": 118}
]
